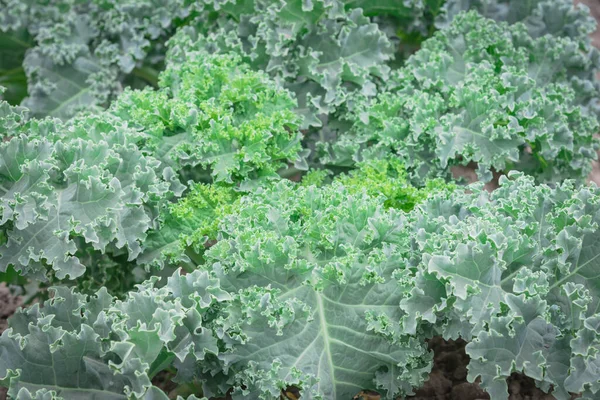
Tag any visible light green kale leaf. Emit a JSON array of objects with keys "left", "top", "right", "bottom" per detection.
[
  {"left": 110, "top": 50, "right": 305, "bottom": 185},
  {"left": 0, "top": 47, "right": 306, "bottom": 287},
  {"left": 138, "top": 183, "right": 240, "bottom": 270},
  {"left": 140, "top": 158, "right": 450, "bottom": 272}
]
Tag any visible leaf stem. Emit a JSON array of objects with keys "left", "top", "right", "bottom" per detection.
[
  {"left": 278, "top": 166, "right": 303, "bottom": 180},
  {"left": 132, "top": 66, "right": 160, "bottom": 87}
]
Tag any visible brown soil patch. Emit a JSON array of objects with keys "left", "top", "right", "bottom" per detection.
[{"left": 404, "top": 337, "right": 577, "bottom": 400}]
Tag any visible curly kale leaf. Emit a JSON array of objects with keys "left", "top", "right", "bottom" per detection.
[
  {"left": 110, "top": 50, "right": 305, "bottom": 185},
  {"left": 0, "top": 87, "right": 28, "bottom": 135},
  {"left": 320, "top": 11, "right": 599, "bottom": 183},
  {"left": 197, "top": 179, "right": 433, "bottom": 399},
  {"left": 140, "top": 158, "right": 450, "bottom": 271},
  {"left": 3, "top": 163, "right": 600, "bottom": 399},
  {"left": 0, "top": 47, "right": 306, "bottom": 286},
  {"left": 138, "top": 183, "right": 240, "bottom": 270},
  {"left": 0, "top": 271, "right": 225, "bottom": 399},
  {"left": 401, "top": 173, "right": 600, "bottom": 399},
  {"left": 0, "top": 104, "right": 183, "bottom": 281},
  {"left": 167, "top": 0, "right": 397, "bottom": 130},
  {"left": 0, "top": 0, "right": 197, "bottom": 119},
  {"left": 437, "top": 0, "right": 598, "bottom": 44}
]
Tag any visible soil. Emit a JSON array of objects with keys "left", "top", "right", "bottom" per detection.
[
  {"left": 404, "top": 337, "right": 578, "bottom": 400},
  {"left": 0, "top": 283, "right": 21, "bottom": 335},
  {"left": 152, "top": 371, "right": 179, "bottom": 398},
  {"left": 451, "top": 164, "right": 500, "bottom": 191}
]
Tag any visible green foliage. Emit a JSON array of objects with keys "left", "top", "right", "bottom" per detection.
[
  {"left": 112, "top": 50, "right": 305, "bottom": 184},
  {"left": 2, "top": 1, "right": 600, "bottom": 400},
  {"left": 438, "top": 0, "right": 598, "bottom": 45},
  {"left": 402, "top": 173, "right": 600, "bottom": 399},
  {"left": 320, "top": 11, "right": 600, "bottom": 183},
  {"left": 201, "top": 177, "right": 438, "bottom": 399},
  {"left": 0, "top": 113, "right": 183, "bottom": 281},
  {"left": 0, "top": 0, "right": 443, "bottom": 123},
  {"left": 167, "top": 0, "right": 445, "bottom": 131},
  {"left": 0, "top": 48, "right": 305, "bottom": 286},
  {"left": 138, "top": 183, "right": 240, "bottom": 270},
  {"left": 141, "top": 158, "right": 450, "bottom": 274},
  {"left": 3, "top": 171, "right": 600, "bottom": 399},
  {"left": 336, "top": 158, "right": 454, "bottom": 211},
  {"left": 0, "top": 0, "right": 201, "bottom": 118},
  {"left": 0, "top": 166, "right": 445, "bottom": 399},
  {"left": 0, "top": 273, "right": 221, "bottom": 400}
]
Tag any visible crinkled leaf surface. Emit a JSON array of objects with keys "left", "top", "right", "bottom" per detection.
[
  {"left": 401, "top": 173, "right": 600, "bottom": 399},
  {"left": 0, "top": 271, "right": 227, "bottom": 399},
  {"left": 321, "top": 11, "right": 599, "bottom": 183},
  {"left": 169, "top": 0, "right": 396, "bottom": 130},
  {"left": 0, "top": 107, "right": 181, "bottom": 280},
  {"left": 111, "top": 50, "right": 305, "bottom": 184},
  {"left": 0, "top": 0, "right": 199, "bottom": 118},
  {"left": 203, "top": 180, "right": 431, "bottom": 399}
]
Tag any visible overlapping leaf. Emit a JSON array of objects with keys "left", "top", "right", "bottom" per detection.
[
  {"left": 438, "top": 0, "right": 598, "bottom": 45},
  {"left": 0, "top": 112, "right": 182, "bottom": 280},
  {"left": 2, "top": 164, "right": 600, "bottom": 399},
  {"left": 167, "top": 0, "right": 401, "bottom": 131},
  {"left": 321, "top": 11, "right": 599, "bottom": 183},
  {"left": 111, "top": 50, "right": 305, "bottom": 184},
  {"left": 0, "top": 45, "right": 306, "bottom": 287},
  {"left": 0, "top": 271, "right": 225, "bottom": 399},
  {"left": 401, "top": 173, "right": 600, "bottom": 399},
  {"left": 197, "top": 178, "right": 436, "bottom": 399},
  {"left": 0, "top": 0, "right": 198, "bottom": 118}
]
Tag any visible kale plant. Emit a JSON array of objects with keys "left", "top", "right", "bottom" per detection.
[{"left": 0, "top": 1, "right": 599, "bottom": 400}]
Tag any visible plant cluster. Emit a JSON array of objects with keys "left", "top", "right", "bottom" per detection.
[
  {"left": 322, "top": 11, "right": 600, "bottom": 183},
  {"left": 1, "top": 1, "right": 600, "bottom": 400}
]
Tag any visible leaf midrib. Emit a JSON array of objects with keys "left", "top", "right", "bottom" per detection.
[{"left": 316, "top": 292, "right": 335, "bottom": 398}]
